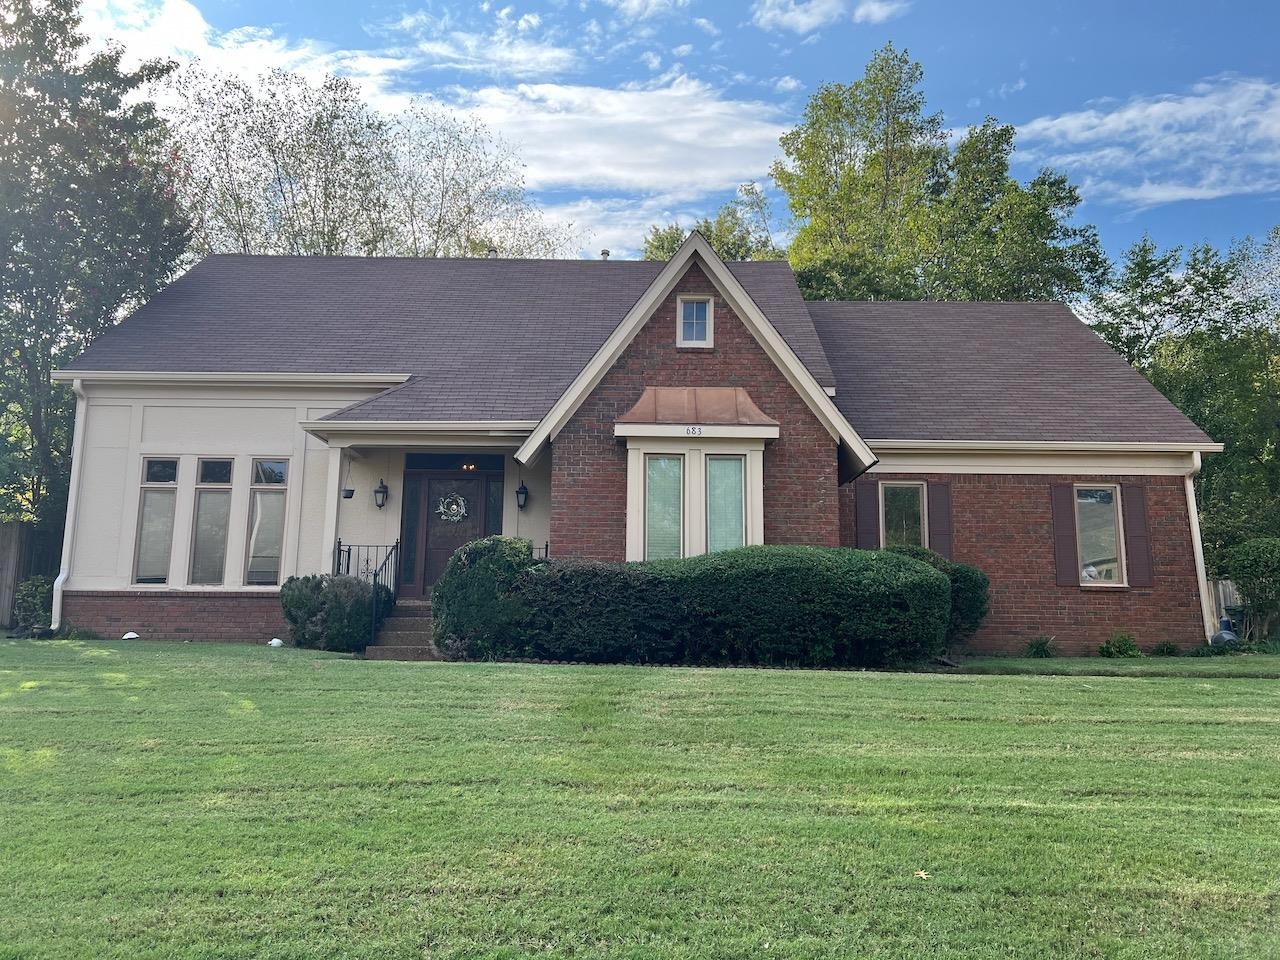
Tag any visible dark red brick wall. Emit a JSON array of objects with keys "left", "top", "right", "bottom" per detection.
[
  {"left": 839, "top": 473, "right": 1207, "bottom": 654},
  {"left": 550, "top": 261, "right": 840, "bottom": 560},
  {"left": 62, "top": 590, "right": 288, "bottom": 644}
]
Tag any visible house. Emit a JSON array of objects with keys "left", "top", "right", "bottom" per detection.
[{"left": 50, "top": 234, "right": 1221, "bottom": 655}]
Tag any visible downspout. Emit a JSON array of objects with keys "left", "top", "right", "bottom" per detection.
[
  {"left": 1184, "top": 451, "right": 1216, "bottom": 640},
  {"left": 51, "top": 378, "right": 87, "bottom": 631}
]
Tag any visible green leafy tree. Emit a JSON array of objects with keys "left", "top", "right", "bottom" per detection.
[
  {"left": 642, "top": 182, "right": 782, "bottom": 261},
  {"left": 0, "top": 0, "right": 189, "bottom": 539},
  {"left": 772, "top": 45, "right": 1105, "bottom": 301}
]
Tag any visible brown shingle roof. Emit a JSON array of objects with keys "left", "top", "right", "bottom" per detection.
[
  {"left": 808, "top": 301, "right": 1214, "bottom": 445},
  {"left": 67, "top": 254, "right": 833, "bottom": 423}
]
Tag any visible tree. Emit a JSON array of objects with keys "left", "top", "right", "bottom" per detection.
[
  {"left": 772, "top": 45, "right": 1105, "bottom": 301},
  {"left": 642, "top": 182, "right": 782, "bottom": 261},
  {"left": 168, "top": 68, "right": 575, "bottom": 258},
  {"left": 0, "top": 0, "right": 189, "bottom": 540}
]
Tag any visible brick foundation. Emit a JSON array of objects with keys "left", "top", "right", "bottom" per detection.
[
  {"left": 551, "top": 262, "right": 840, "bottom": 560},
  {"left": 62, "top": 590, "right": 289, "bottom": 644},
  {"left": 840, "top": 473, "right": 1207, "bottom": 655}
]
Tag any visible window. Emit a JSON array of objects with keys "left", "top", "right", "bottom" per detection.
[
  {"left": 135, "top": 458, "right": 178, "bottom": 584},
  {"left": 645, "top": 455, "right": 684, "bottom": 559},
  {"left": 1075, "top": 485, "right": 1125, "bottom": 584},
  {"left": 706, "top": 455, "right": 745, "bottom": 553},
  {"left": 246, "top": 458, "right": 288, "bottom": 585},
  {"left": 189, "top": 459, "right": 233, "bottom": 585},
  {"left": 881, "top": 482, "right": 927, "bottom": 549},
  {"left": 677, "top": 296, "right": 712, "bottom": 347}
]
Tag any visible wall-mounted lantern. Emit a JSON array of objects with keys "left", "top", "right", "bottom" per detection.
[
  {"left": 515, "top": 482, "right": 529, "bottom": 511},
  {"left": 373, "top": 479, "right": 389, "bottom": 510}
]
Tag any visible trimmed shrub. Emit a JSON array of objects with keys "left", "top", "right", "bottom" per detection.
[
  {"left": 1149, "top": 640, "right": 1181, "bottom": 658},
  {"left": 517, "top": 559, "right": 684, "bottom": 664},
  {"left": 1024, "top": 635, "right": 1055, "bottom": 658},
  {"left": 280, "top": 574, "right": 386, "bottom": 653},
  {"left": 1099, "top": 631, "right": 1142, "bottom": 658},
  {"left": 433, "top": 536, "right": 538, "bottom": 659},
  {"left": 13, "top": 575, "right": 54, "bottom": 631},
  {"left": 887, "top": 544, "right": 990, "bottom": 645},
  {"left": 646, "top": 546, "right": 950, "bottom": 668}
]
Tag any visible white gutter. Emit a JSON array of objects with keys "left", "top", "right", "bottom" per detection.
[
  {"left": 1184, "top": 451, "right": 1217, "bottom": 639},
  {"left": 299, "top": 420, "right": 538, "bottom": 434},
  {"left": 867, "top": 439, "right": 1225, "bottom": 454},
  {"left": 50, "top": 370, "right": 410, "bottom": 386},
  {"left": 51, "top": 379, "right": 87, "bottom": 631}
]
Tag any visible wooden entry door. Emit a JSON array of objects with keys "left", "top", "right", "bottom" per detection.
[{"left": 399, "top": 470, "right": 503, "bottom": 599}]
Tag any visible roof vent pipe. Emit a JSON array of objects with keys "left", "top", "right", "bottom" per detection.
[
  {"left": 600, "top": 249, "right": 610, "bottom": 261},
  {"left": 487, "top": 246, "right": 498, "bottom": 258}
]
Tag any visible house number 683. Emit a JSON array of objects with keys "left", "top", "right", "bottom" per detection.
[{"left": 684, "top": 426, "right": 703, "bottom": 436}]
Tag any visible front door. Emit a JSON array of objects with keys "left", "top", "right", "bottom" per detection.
[{"left": 399, "top": 466, "right": 504, "bottom": 599}]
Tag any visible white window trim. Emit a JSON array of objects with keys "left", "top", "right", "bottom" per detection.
[
  {"left": 244, "top": 457, "right": 291, "bottom": 586},
  {"left": 878, "top": 481, "right": 929, "bottom": 549},
  {"left": 625, "top": 439, "right": 764, "bottom": 561},
  {"left": 188, "top": 458, "right": 235, "bottom": 586},
  {"left": 1073, "top": 482, "right": 1128, "bottom": 588},
  {"left": 676, "top": 295, "right": 714, "bottom": 348},
  {"left": 134, "top": 456, "right": 180, "bottom": 584}
]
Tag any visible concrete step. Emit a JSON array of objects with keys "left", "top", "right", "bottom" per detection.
[
  {"left": 380, "top": 616, "right": 433, "bottom": 634},
  {"left": 365, "top": 643, "right": 442, "bottom": 662}
]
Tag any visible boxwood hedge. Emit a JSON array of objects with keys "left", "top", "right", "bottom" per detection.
[{"left": 886, "top": 544, "right": 990, "bottom": 645}]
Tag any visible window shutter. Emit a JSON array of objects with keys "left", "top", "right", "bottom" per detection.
[
  {"left": 927, "top": 482, "right": 953, "bottom": 559},
  {"left": 855, "top": 478, "right": 880, "bottom": 549},
  {"left": 1122, "top": 484, "right": 1155, "bottom": 587},
  {"left": 1050, "top": 483, "right": 1079, "bottom": 586}
]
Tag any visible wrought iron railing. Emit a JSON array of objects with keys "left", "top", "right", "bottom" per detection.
[
  {"left": 533, "top": 541, "right": 550, "bottom": 561},
  {"left": 333, "top": 540, "right": 400, "bottom": 647}
]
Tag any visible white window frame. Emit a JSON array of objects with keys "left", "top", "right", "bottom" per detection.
[
  {"left": 244, "top": 457, "right": 291, "bottom": 586},
  {"left": 188, "top": 458, "right": 235, "bottom": 586},
  {"left": 133, "top": 456, "right": 180, "bottom": 584},
  {"left": 676, "top": 295, "right": 714, "bottom": 348},
  {"left": 643, "top": 453, "right": 685, "bottom": 560},
  {"left": 705, "top": 454, "right": 747, "bottom": 553},
  {"left": 625, "top": 439, "right": 764, "bottom": 560},
  {"left": 1073, "top": 482, "right": 1128, "bottom": 588},
  {"left": 879, "top": 481, "right": 929, "bottom": 549}
]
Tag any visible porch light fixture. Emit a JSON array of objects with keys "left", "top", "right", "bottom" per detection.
[
  {"left": 373, "top": 479, "right": 389, "bottom": 510},
  {"left": 516, "top": 482, "right": 529, "bottom": 511}
]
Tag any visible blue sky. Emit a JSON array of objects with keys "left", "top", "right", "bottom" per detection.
[{"left": 83, "top": 0, "right": 1280, "bottom": 260}]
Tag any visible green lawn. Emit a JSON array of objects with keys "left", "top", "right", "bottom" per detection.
[
  {"left": 2, "top": 639, "right": 1278, "bottom": 959},
  {"left": 957, "top": 654, "right": 1280, "bottom": 679}
]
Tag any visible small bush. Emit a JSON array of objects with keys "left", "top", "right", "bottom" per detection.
[
  {"left": 280, "top": 574, "right": 386, "bottom": 653},
  {"left": 13, "top": 575, "right": 54, "bottom": 631},
  {"left": 887, "top": 544, "right": 990, "bottom": 645},
  {"left": 1099, "top": 631, "right": 1142, "bottom": 658},
  {"left": 1184, "top": 643, "right": 1234, "bottom": 658},
  {"left": 1024, "top": 635, "right": 1055, "bottom": 658},
  {"left": 1149, "top": 640, "right": 1181, "bottom": 658},
  {"left": 433, "top": 537, "right": 538, "bottom": 659}
]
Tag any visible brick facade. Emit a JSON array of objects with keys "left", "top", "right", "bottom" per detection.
[
  {"left": 839, "top": 473, "right": 1207, "bottom": 655},
  {"left": 63, "top": 590, "right": 289, "bottom": 644},
  {"left": 550, "top": 262, "right": 840, "bottom": 561}
]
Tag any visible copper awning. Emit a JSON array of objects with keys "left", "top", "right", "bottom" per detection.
[{"left": 616, "top": 387, "right": 779, "bottom": 428}]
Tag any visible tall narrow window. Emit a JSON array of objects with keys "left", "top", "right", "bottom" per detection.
[
  {"left": 677, "top": 297, "right": 712, "bottom": 347},
  {"left": 1074, "top": 485, "right": 1124, "bottom": 584},
  {"left": 135, "top": 458, "right": 178, "bottom": 584},
  {"left": 645, "top": 455, "right": 683, "bottom": 560},
  {"left": 881, "top": 482, "right": 927, "bottom": 548},
  {"left": 245, "top": 458, "right": 288, "bottom": 585},
  {"left": 706, "top": 455, "right": 745, "bottom": 553},
  {"left": 190, "top": 458, "right": 233, "bottom": 585}
]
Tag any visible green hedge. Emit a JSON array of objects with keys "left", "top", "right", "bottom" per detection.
[
  {"left": 280, "top": 574, "right": 390, "bottom": 653},
  {"left": 887, "top": 544, "right": 990, "bottom": 645},
  {"left": 434, "top": 540, "right": 952, "bottom": 669}
]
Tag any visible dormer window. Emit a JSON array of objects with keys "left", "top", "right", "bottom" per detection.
[{"left": 677, "top": 296, "right": 713, "bottom": 348}]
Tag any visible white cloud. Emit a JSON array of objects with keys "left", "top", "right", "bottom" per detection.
[
  {"left": 1019, "top": 76, "right": 1280, "bottom": 208},
  {"left": 597, "top": 0, "right": 690, "bottom": 20},
  {"left": 851, "top": 0, "right": 910, "bottom": 24},
  {"left": 640, "top": 50, "right": 662, "bottom": 70},
  {"left": 672, "top": 43, "right": 694, "bottom": 57},
  {"left": 693, "top": 17, "right": 720, "bottom": 36},
  {"left": 996, "top": 77, "right": 1026, "bottom": 99},
  {"left": 774, "top": 75, "right": 804, "bottom": 93},
  {"left": 393, "top": 9, "right": 578, "bottom": 79},
  {"left": 751, "top": 0, "right": 846, "bottom": 34}
]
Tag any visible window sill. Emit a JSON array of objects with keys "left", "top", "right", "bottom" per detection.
[
  {"left": 675, "top": 343, "right": 714, "bottom": 350},
  {"left": 1078, "top": 582, "right": 1129, "bottom": 590}
]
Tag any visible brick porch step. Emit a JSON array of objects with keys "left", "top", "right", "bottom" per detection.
[{"left": 364, "top": 599, "right": 440, "bottom": 661}]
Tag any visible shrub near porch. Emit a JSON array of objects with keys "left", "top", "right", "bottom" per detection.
[{"left": 434, "top": 538, "right": 958, "bottom": 668}]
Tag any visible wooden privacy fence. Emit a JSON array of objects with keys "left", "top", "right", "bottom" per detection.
[{"left": 1, "top": 522, "right": 33, "bottom": 629}]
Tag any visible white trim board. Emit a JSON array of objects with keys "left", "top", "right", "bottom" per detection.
[
  {"left": 514, "top": 231, "right": 876, "bottom": 470},
  {"left": 52, "top": 370, "right": 411, "bottom": 387}
]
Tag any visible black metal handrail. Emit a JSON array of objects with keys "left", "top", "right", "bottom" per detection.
[{"left": 332, "top": 540, "right": 400, "bottom": 647}]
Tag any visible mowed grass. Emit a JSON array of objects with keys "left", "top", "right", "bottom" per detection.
[
  {"left": 2, "top": 639, "right": 1278, "bottom": 959},
  {"left": 958, "top": 654, "right": 1280, "bottom": 679}
]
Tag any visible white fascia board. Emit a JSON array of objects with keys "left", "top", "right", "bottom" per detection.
[
  {"left": 515, "top": 231, "right": 876, "bottom": 469},
  {"left": 867, "top": 438, "right": 1225, "bottom": 454},
  {"left": 300, "top": 419, "right": 538, "bottom": 433},
  {"left": 614, "top": 423, "right": 780, "bottom": 440},
  {"left": 52, "top": 370, "right": 411, "bottom": 387}
]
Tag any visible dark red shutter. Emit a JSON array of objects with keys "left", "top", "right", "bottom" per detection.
[
  {"left": 927, "top": 482, "right": 953, "bottom": 559},
  {"left": 1050, "top": 484, "right": 1079, "bottom": 586},
  {"left": 1122, "top": 484, "right": 1155, "bottom": 587},
  {"left": 855, "top": 478, "right": 880, "bottom": 549}
]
